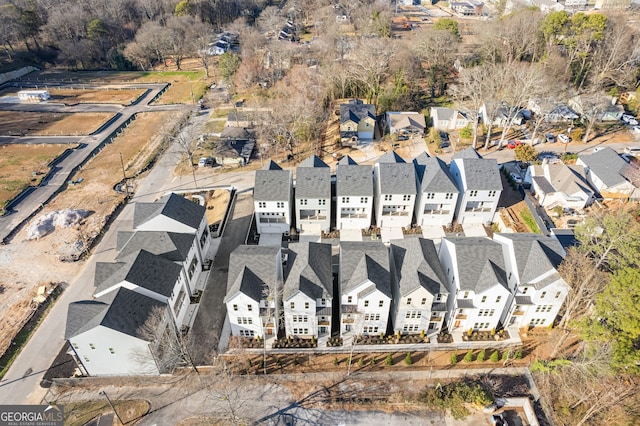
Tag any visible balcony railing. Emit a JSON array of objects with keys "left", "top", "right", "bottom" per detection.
[
  {"left": 512, "top": 310, "right": 525, "bottom": 316},
  {"left": 343, "top": 318, "right": 355, "bottom": 324},
  {"left": 424, "top": 209, "right": 450, "bottom": 215},
  {"left": 259, "top": 217, "right": 286, "bottom": 223},
  {"left": 464, "top": 206, "right": 492, "bottom": 213},
  {"left": 318, "top": 320, "right": 330, "bottom": 326},
  {"left": 430, "top": 316, "right": 441, "bottom": 322},
  {"left": 300, "top": 214, "right": 327, "bottom": 221},
  {"left": 340, "top": 212, "right": 368, "bottom": 218},
  {"left": 381, "top": 211, "right": 409, "bottom": 216},
  {"left": 455, "top": 314, "right": 467, "bottom": 320}
]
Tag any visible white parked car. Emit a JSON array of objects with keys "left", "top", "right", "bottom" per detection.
[
  {"left": 631, "top": 126, "right": 640, "bottom": 134},
  {"left": 558, "top": 133, "right": 571, "bottom": 143},
  {"left": 510, "top": 172, "right": 522, "bottom": 184},
  {"left": 622, "top": 114, "right": 639, "bottom": 126},
  {"left": 624, "top": 146, "right": 640, "bottom": 156}
]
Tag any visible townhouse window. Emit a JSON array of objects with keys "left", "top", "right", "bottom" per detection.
[
  {"left": 300, "top": 199, "right": 307, "bottom": 205},
  {"left": 496, "top": 296, "right": 502, "bottom": 303},
  {"left": 360, "top": 197, "right": 368, "bottom": 203},
  {"left": 188, "top": 256, "right": 198, "bottom": 279},
  {"left": 379, "top": 300, "right": 384, "bottom": 307},
  {"left": 384, "top": 194, "right": 392, "bottom": 201},
  {"left": 84, "top": 356, "right": 90, "bottom": 363},
  {"left": 426, "top": 193, "right": 435, "bottom": 199},
  {"left": 489, "top": 191, "right": 496, "bottom": 197},
  {"left": 72, "top": 343, "right": 79, "bottom": 349},
  {"left": 481, "top": 296, "right": 487, "bottom": 303},
  {"left": 305, "top": 302, "right": 309, "bottom": 309},
  {"left": 109, "top": 348, "right": 115, "bottom": 354},
  {"left": 428, "top": 323, "right": 436, "bottom": 330},
  {"left": 347, "top": 296, "right": 353, "bottom": 303},
  {"left": 406, "top": 298, "right": 412, "bottom": 305},
  {"left": 469, "top": 190, "right": 478, "bottom": 197},
  {"left": 342, "top": 197, "right": 350, "bottom": 203},
  {"left": 463, "top": 291, "right": 469, "bottom": 298},
  {"left": 540, "top": 291, "right": 547, "bottom": 299},
  {"left": 555, "top": 291, "right": 561, "bottom": 299},
  {"left": 436, "top": 294, "right": 442, "bottom": 302},
  {"left": 445, "top": 193, "right": 453, "bottom": 200},
  {"left": 319, "top": 199, "right": 326, "bottom": 205},
  {"left": 522, "top": 287, "right": 528, "bottom": 294},
  {"left": 89, "top": 343, "right": 96, "bottom": 350},
  {"left": 258, "top": 202, "right": 266, "bottom": 208},
  {"left": 233, "top": 304, "right": 238, "bottom": 311},
  {"left": 421, "top": 298, "right": 427, "bottom": 305},
  {"left": 508, "top": 272, "right": 512, "bottom": 280},
  {"left": 364, "top": 300, "right": 369, "bottom": 307},
  {"left": 290, "top": 302, "right": 296, "bottom": 309},
  {"left": 321, "top": 298, "right": 326, "bottom": 305},
  {"left": 277, "top": 202, "right": 284, "bottom": 208},
  {"left": 247, "top": 305, "right": 252, "bottom": 311}
]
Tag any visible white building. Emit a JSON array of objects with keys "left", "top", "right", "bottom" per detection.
[
  {"left": 386, "top": 111, "right": 426, "bottom": 135},
  {"left": 93, "top": 249, "right": 191, "bottom": 327},
  {"left": 373, "top": 152, "right": 416, "bottom": 228},
  {"left": 283, "top": 242, "right": 333, "bottom": 338},
  {"left": 494, "top": 234, "right": 569, "bottom": 329},
  {"left": 133, "top": 192, "right": 211, "bottom": 269},
  {"left": 336, "top": 156, "right": 373, "bottom": 230},
  {"left": 413, "top": 152, "right": 460, "bottom": 227},
  {"left": 295, "top": 155, "right": 331, "bottom": 233},
  {"left": 525, "top": 162, "right": 594, "bottom": 210},
  {"left": 389, "top": 238, "right": 450, "bottom": 337},
  {"left": 449, "top": 148, "right": 502, "bottom": 225},
  {"left": 18, "top": 90, "right": 50, "bottom": 102},
  {"left": 223, "top": 246, "right": 283, "bottom": 339},
  {"left": 577, "top": 147, "right": 640, "bottom": 201},
  {"left": 430, "top": 107, "right": 470, "bottom": 132},
  {"left": 339, "top": 241, "right": 391, "bottom": 336},
  {"left": 254, "top": 161, "right": 293, "bottom": 235},
  {"left": 439, "top": 237, "right": 514, "bottom": 333},
  {"left": 66, "top": 287, "right": 166, "bottom": 376}
]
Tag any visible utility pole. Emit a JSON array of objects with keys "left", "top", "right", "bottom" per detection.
[
  {"left": 119, "top": 152, "right": 129, "bottom": 198},
  {"left": 99, "top": 390, "right": 123, "bottom": 425}
]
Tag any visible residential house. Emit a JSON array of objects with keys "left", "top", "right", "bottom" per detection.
[
  {"left": 389, "top": 238, "right": 449, "bottom": 336},
  {"left": 116, "top": 230, "right": 204, "bottom": 296},
  {"left": 66, "top": 287, "right": 167, "bottom": 376},
  {"left": 339, "top": 241, "right": 391, "bottom": 336},
  {"left": 528, "top": 100, "right": 579, "bottom": 123},
  {"left": 413, "top": 152, "right": 459, "bottom": 227},
  {"left": 530, "top": 0, "right": 565, "bottom": 12},
  {"left": 223, "top": 246, "right": 283, "bottom": 339},
  {"left": 93, "top": 249, "right": 191, "bottom": 327},
  {"left": 564, "top": 0, "right": 587, "bottom": 7},
  {"left": 214, "top": 127, "right": 256, "bottom": 166},
  {"left": 494, "top": 234, "right": 569, "bottom": 328},
  {"left": 594, "top": 0, "right": 631, "bottom": 9},
  {"left": 386, "top": 111, "right": 426, "bottom": 135},
  {"left": 430, "top": 107, "right": 470, "bottom": 132},
  {"left": 336, "top": 156, "right": 373, "bottom": 230},
  {"left": 439, "top": 237, "right": 514, "bottom": 333},
  {"left": 525, "top": 162, "right": 595, "bottom": 210},
  {"left": 480, "top": 104, "right": 524, "bottom": 127},
  {"left": 450, "top": 0, "right": 484, "bottom": 15},
  {"left": 283, "top": 242, "right": 333, "bottom": 338},
  {"left": 133, "top": 192, "right": 211, "bottom": 265},
  {"left": 449, "top": 148, "right": 502, "bottom": 224},
  {"left": 577, "top": 147, "right": 640, "bottom": 200},
  {"left": 295, "top": 155, "right": 331, "bottom": 233},
  {"left": 569, "top": 94, "right": 624, "bottom": 122},
  {"left": 340, "top": 99, "right": 376, "bottom": 146},
  {"left": 373, "top": 151, "right": 416, "bottom": 228},
  {"left": 254, "top": 161, "right": 293, "bottom": 235}
]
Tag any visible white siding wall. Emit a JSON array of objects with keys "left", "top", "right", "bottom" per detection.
[
  {"left": 295, "top": 197, "right": 330, "bottom": 232},
  {"left": 284, "top": 293, "right": 317, "bottom": 337},
  {"left": 415, "top": 191, "right": 458, "bottom": 226},
  {"left": 254, "top": 200, "right": 291, "bottom": 234},
  {"left": 375, "top": 193, "right": 415, "bottom": 228},
  {"left": 337, "top": 196, "right": 372, "bottom": 229},
  {"left": 455, "top": 189, "right": 500, "bottom": 224},
  {"left": 227, "top": 293, "right": 263, "bottom": 338},
  {"left": 70, "top": 326, "right": 158, "bottom": 376},
  {"left": 393, "top": 288, "right": 434, "bottom": 334}
]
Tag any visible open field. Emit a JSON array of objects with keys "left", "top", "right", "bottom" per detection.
[
  {"left": 0, "top": 111, "right": 113, "bottom": 136},
  {"left": 0, "top": 87, "right": 145, "bottom": 104},
  {"left": 64, "top": 399, "right": 149, "bottom": 426},
  {"left": 0, "top": 143, "right": 72, "bottom": 209}
]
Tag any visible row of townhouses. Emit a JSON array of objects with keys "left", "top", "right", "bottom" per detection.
[
  {"left": 253, "top": 148, "right": 503, "bottom": 236},
  {"left": 65, "top": 193, "right": 212, "bottom": 376},
  {"left": 225, "top": 234, "right": 569, "bottom": 342}
]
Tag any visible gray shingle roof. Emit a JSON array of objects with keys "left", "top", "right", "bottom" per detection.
[
  {"left": 337, "top": 155, "right": 357, "bottom": 165},
  {"left": 377, "top": 151, "right": 406, "bottom": 164},
  {"left": 532, "top": 163, "right": 592, "bottom": 196},
  {"left": 340, "top": 241, "right": 391, "bottom": 298},
  {"left": 390, "top": 238, "right": 449, "bottom": 297},
  {"left": 94, "top": 249, "right": 182, "bottom": 298},
  {"left": 299, "top": 155, "right": 329, "bottom": 168},
  {"left": 116, "top": 231, "right": 195, "bottom": 263},
  {"left": 452, "top": 147, "right": 481, "bottom": 160},
  {"left": 336, "top": 164, "right": 372, "bottom": 197},
  {"left": 284, "top": 242, "right": 333, "bottom": 301},
  {"left": 224, "top": 246, "right": 281, "bottom": 303},
  {"left": 66, "top": 287, "right": 166, "bottom": 340},
  {"left": 532, "top": 176, "right": 555, "bottom": 194},
  {"left": 457, "top": 158, "right": 502, "bottom": 191},
  {"left": 445, "top": 237, "right": 508, "bottom": 292},
  {"left": 433, "top": 107, "right": 455, "bottom": 121},
  {"left": 578, "top": 147, "right": 627, "bottom": 188},
  {"left": 497, "top": 234, "right": 564, "bottom": 284},
  {"left": 296, "top": 166, "right": 331, "bottom": 198},
  {"left": 377, "top": 162, "right": 417, "bottom": 195},
  {"left": 263, "top": 160, "right": 282, "bottom": 170},
  {"left": 254, "top": 169, "right": 292, "bottom": 201},
  {"left": 515, "top": 295, "right": 533, "bottom": 305},
  {"left": 133, "top": 193, "right": 205, "bottom": 230},
  {"left": 340, "top": 100, "right": 375, "bottom": 124},
  {"left": 413, "top": 153, "right": 459, "bottom": 194}
]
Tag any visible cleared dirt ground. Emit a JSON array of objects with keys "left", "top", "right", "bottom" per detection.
[
  {"left": 0, "top": 111, "right": 113, "bottom": 136},
  {"left": 0, "top": 87, "right": 145, "bottom": 105},
  {"left": 0, "top": 144, "right": 71, "bottom": 209}
]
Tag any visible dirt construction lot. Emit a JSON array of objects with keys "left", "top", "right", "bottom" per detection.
[
  {"left": 0, "top": 87, "right": 145, "bottom": 105},
  {"left": 0, "top": 111, "right": 114, "bottom": 136}
]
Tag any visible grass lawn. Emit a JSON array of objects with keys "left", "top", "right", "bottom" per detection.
[
  {"left": 519, "top": 210, "right": 541, "bottom": 234},
  {"left": 203, "top": 120, "right": 226, "bottom": 134},
  {"left": 63, "top": 399, "right": 149, "bottom": 426}
]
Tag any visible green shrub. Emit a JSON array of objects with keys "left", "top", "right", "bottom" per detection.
[
  {"left": 369, "top": 357, "right": 376, "bottom": 365},
  {"left": 293, "top": 357, "right": 299, "bottom": 366},
  {"left": 419, "top": 381, "right": 494, "bottom": 420},
  {"left": 385, "top": 354, "right": 394, "bottom": 365},
  {"left": 404, "top": 352, "right": 413, "bottom": 365},
  {"left": 476, "top": 349, "right": 486, "bottom": 362},
  {"left": 464, "top": 350, "right": 473, "bottom": 363},
  {"left": 490, "top": 351, "right": 499, "bottom": 362},
  {"left": 333, "top": 357, "right": 339, "bottom": 366},
  {"left": 450, "top": 352, "right": 458, "bottom": 365},
  {"left": 514, "top": 349, "right": 523, "bottom": 359},
  {"left": 502, "top": 351, "right": 509, "bottom": 361},
  {"left": 358, "top": 357, "right": 364, "bottom": 367}
]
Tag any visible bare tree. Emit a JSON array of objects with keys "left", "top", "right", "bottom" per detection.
[
  {"left": 570, "top": 92, "right": 610, "bottom": 143},
  {"left": 348, "top": 37, "right": 394, "bottom": 108},
  {"left": 413, "top": 27, "right": 460, "bottom": 101},
  {"left": 174, "top": 123, "right": 202, "bottom": 189}
]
